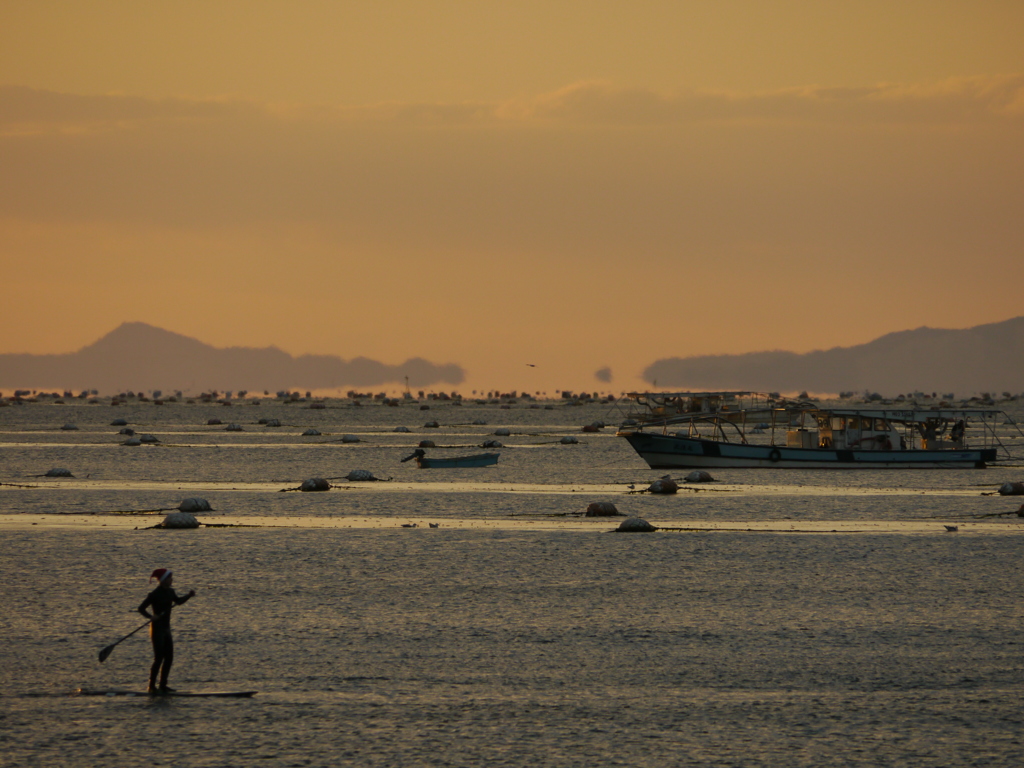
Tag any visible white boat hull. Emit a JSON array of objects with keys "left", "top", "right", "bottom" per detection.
[{"left": 622, "top": 432, "right": 995, "bottom": 469}]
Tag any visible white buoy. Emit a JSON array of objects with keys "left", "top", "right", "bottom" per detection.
[
  {"left": 177, "top": 498, "right": 212, "bottom": 512},
  {"left": 585, "top": 501, "right": 620, "bottom": 517},
  {"left": 159, "top": 512, "right": 200, "bottom": 529},
  {"left": 616, "top": 517, "right": 657, "bottom": 532},
  {"left": 648, "top": 479, "right": 679, "bottom": 494},
  {"left": 345, "top": 470, "right": 378, "bottom": 482}
]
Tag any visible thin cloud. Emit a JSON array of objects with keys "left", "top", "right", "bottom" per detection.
[
  {"left": 0, "top": 85, "right": 263, "bottom": 136},
  {"left": 522, "top": 75, "right": 1024, "bottom": 126},
  {"left": 4, "top": 75, "right": 1022, "bottom": 136}
]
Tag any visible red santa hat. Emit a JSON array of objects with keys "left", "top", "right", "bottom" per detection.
[{"left": 150, "top": 568, "right": 172, "bottom": 583}]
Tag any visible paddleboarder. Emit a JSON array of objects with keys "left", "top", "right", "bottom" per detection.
[{"left": 138, "top": 568, "right": 195, "bottom": 694}]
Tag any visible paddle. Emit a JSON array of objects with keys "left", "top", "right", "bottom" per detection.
[{"left": 98, "top": 611, "right": 166, "bottom": 663}]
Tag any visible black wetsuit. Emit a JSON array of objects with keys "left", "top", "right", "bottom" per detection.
[{"left": 138, "top": 584, "right": 192, "bottom": 691}]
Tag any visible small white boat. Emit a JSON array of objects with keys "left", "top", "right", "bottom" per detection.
[{"left": 401, "top": 449, "right": 500, "bottom": 468}]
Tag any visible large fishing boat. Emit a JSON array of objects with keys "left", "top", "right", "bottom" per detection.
[{"left": 617, "top": 391, "right": 1020, "bottom": 469}]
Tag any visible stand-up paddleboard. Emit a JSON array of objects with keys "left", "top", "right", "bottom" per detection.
[{"left": 75, "top": 688, "right": 256, "bottom": 698}]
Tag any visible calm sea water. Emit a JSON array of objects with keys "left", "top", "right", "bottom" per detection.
[{"left": 2, "top": 397, "right": 1023, "bottom": 767}]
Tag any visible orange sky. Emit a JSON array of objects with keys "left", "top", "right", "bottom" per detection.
[{"left": 2, "top": 1, "right": 1023, "bottom": 394}]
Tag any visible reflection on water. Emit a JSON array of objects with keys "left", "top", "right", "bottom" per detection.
[{"left": 2, "top": 398, "right": 1024, "bottom": 766}]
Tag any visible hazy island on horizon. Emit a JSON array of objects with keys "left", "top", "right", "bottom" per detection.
[
  {"left": 0, "top": 317, "right": 1022, "bottom": 398},
  {"left": 0, "top": 322, "right": 465, "bottom": 395},
  {"left": 643, "top": 316, "right": 1024, "bottom": 397}
]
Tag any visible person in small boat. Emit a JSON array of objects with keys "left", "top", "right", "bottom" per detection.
[{"left": 138, "top": 568, "right": 195, "bottom": 694}]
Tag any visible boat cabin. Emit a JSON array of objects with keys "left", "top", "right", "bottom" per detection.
[{"left": 807, "top": 413, "right": 904, "bottom": 451}]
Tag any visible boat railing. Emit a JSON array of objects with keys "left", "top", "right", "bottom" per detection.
[
  {"left": 671, "top": 415, "right": 750, "bottom": 444},
  {"left": 967, "top": 411, "right": 1024, "bottom": 461},
  {"left": 616, "top": 391, "right": 782, "bottom": 430}
]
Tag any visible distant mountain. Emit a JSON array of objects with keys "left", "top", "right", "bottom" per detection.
[
  {"left": 643, "top": 317, "right": 1024, "bottom": 396},
  {"left": 0, "top": 322, "right": 465, "bottom": 393}
]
